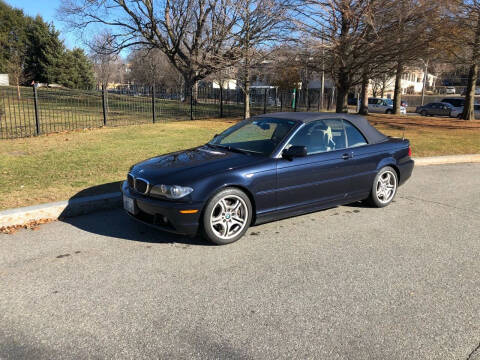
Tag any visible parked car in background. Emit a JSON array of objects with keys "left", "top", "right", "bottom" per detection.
[
  {"left": 415, "top": 102, "right": 453, "bottom": 117},
  {"left": 441, "top": 98, "right": 465, "bottom": 108},
  {"left": 368, "top": 98, "right": 407, "bottom": 114},
  {"left": 462, "top": 88, "right": 480, "bottom": 95},
  {"left": 450, "top": 104, "right": 480, "bottom": 118},
  {"left": 445, "top": 87, "right": 456, "bottom": 94}
]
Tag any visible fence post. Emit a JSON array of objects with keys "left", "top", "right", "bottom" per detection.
[
  {"left": 220, "top": 86, "right": 224, "bottom": 118},
  {"left": 32, "top": 85, "right": 40, "bottom": 135},
  {"left": 101, "top": 85, "right": 107, "bottom": 126},
  {"left": 263, "top": 88, "right": 267, "bottom": 114},
  {"left": 294, "top": 88, "right": 297, "bottom": 112},
  {"left": 152, "top": 84, "right": 156, "bottom": 123},
  {"left": 190, "top": 86, "right": 193, "bottom": 120}
]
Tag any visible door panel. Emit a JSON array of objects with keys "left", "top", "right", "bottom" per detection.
[{"left": 275, "top": 149, "right": 354, "bottom": 211}]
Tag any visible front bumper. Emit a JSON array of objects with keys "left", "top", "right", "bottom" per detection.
[{"left": 121, "top": 181, "right": 203, "bottom": 236}]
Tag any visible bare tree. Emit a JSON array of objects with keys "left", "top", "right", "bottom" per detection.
[
  {"left": 388, "top": 0, "right": 444, "bottom": 114},
  {"left": 446, "top": 0, "right": 480, "bottom": 120},
  {"left": 59, "top": 0, "right": 251, "bottom": 102},
  {"left": 7, "top": 50, "right": 25, "bottom": 100},
  {"left": 293, "top": 0, "right": 400, "bottom": 113},
  {"left": 234, "top": 0, "right": 289, "bottom": 118},
  {"left": 128, "top": 47, "right": 182, "bottom": 90},
  {"left": 89, "top": 32, "right": 122, "bottom": 89}
]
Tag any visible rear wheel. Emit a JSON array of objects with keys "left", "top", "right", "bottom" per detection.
[
  {"left": 202, "top": 188, "right": 252, "bottom": 245},
  {"left": 386, "top": 109, "right": 393, "bottom": 114},
  {"left": 368, "top": 166, "right": 398, "bottom": 208}
]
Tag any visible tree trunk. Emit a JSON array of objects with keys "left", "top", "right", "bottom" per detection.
[
  {"left": 462, "top": 62, "right": 478, "bottom": 120},
  {"left": 359, "top": 73, "right": 369, "bottom": 115},
  {"left": 462, "top": 13, "right": 480, "bottom": 120},
  {"left": 393, "top": 61, "right": 404, "bottom": 114},
  {"left": 183, "top": 73, "right": 193, "bottom": 103},
  {"left": 243, "top": 61, "right": 251, "bottom": 118},
  {"left": 335, "top": 69, "right": 349, "bottom": 113}
]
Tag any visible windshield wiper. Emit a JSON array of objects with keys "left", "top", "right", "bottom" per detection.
[{"left": 207, "top": 143, "right": 252, "bottom": 155}]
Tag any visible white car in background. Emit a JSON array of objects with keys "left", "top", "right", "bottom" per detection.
[
  {"left": 450, "top": 104, "right": 480, "bottom": 118},
  {"left": 445, "top": 86, "right": 456, "bottom": 94},
  {"left": 368, "top": 98, "right": 407, "bottom": 114}
]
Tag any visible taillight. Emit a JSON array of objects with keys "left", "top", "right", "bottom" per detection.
[{"left": 408, "top": 146, "right": 412, "bottom": 157}]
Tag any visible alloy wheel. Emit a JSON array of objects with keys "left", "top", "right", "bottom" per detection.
[
  {"left": 376, "top": 170, "right": 397, "bottom": 204},
  {"left": 209, "top": 195, "right": 249, "bottom": 240}
]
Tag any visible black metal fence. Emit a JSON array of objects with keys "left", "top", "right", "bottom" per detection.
[{"left": 0, "top": 85, "right": 334, "bottom": 139}]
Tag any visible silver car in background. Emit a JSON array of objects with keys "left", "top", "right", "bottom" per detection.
[
  {"left": 450, "top": 104, "right": 480, "bottom": 118},
  {"left": 368, "top": 98, "right": 407, "bottom": 115}
]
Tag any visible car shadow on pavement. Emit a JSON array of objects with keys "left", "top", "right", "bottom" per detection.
[
  {"left": 61, "top": 182, "right": 213, "bottom": 246},
  {"left": 62, "top": 209, "right": 213, "bottom": 246}
]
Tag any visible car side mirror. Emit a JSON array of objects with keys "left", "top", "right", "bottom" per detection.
[{"left": 282, "top": 146, "right": 307, "bottom": 160}]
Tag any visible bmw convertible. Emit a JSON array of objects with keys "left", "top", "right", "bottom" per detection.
[{"left": 122, "top": 113, "right": 414, "bottom": 245}]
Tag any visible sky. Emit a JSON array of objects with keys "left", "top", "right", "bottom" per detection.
[{"left": 5, "top": 0, "right": 81, "bottom": 49}]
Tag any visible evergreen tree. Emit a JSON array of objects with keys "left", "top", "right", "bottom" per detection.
[{"left": 24, "top": 16, "right": 64, "bottom": 84}]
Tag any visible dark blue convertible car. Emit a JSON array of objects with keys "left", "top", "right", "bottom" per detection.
[{"left": 122, "top": 113, "right": 414, "bottom": 244}]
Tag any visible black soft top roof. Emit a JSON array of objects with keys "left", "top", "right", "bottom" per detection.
[{"left": 255, "top": 112, "right": 388, "bottom": 144}]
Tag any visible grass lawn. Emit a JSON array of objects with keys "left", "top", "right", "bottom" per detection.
[{"left": 0, "top": 114, "right": 479, "bottom": 210}]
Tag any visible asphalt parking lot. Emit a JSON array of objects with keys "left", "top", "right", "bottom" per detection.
[{"left": 1, "top": 163, "right": 479, "bottom": 359}]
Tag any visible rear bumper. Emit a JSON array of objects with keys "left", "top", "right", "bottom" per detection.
[
  {"left": 398, "top": 158, "right": 414, "bottom": 186},
  {"left": 121, "top": 181, "right": 202, "bottom": 236}
]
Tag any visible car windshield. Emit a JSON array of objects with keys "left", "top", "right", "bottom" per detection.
[{"left": 208, "top": 117, "right": 298, "bottom": 156}]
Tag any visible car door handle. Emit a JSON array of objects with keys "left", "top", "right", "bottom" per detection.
[{"left": 342, "top": 152, "right": 353, "bottom": 160}]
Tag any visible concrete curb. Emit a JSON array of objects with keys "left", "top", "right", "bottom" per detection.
[
  {"left": 1, "top": 154, "right": 479, "bottom": 229},
  {"left": 0, "top": 192, "right": 121, "bottom": 228},
  {"left": 413, "top": 154, "right": 480, "bottom": 166}
]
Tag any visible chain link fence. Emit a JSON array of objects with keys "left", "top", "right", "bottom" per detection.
[{"left": 0, "top": 85, "right": 333, "bottom": 139}]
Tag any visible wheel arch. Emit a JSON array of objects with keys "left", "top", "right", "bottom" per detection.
[{"left": 376, "top": 159, "right": 401, "bottom": 183}]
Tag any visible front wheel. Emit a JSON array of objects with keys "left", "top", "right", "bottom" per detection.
[
  {"left": 386, "top": 109, "right": 393, "bottom": 114},
  {"left": 368, "top": 166, "right": 398, "bottom": 208},
  {"left": 202, "top": 188, "right": 252, "bottom": 245}
]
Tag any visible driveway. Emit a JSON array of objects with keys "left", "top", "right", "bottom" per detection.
[{"left": 1, "top": 163, "right": 479, "bottom": 359}]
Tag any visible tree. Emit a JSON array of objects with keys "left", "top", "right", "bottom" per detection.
[
  {"left": 388, "top": 0, "right": 444, "bottom": 114},
  {"left": 89, "top": 33, "right": 124, "bottom": 89},
  {"left": 60, "top": 0, "right": 251, "bottom": 101},
  {"left": 0, "top": 1, "right": 29, "bottom": 98},
  {"left": 127, "top": 47, "right": 182, "bottom": 90},
  {"left": 447, "top": 0, "right": 480, "bottom": 120},
  {"left": 24, "top": 16, "right": 65, "bottom": 84},
  {"left": 234, "top": 0, "right": 289, "bottom": 118},
  {"left": 57, "top": 48, "right": 96, "bottom": 89},
  {"left": 293, "top": 0, "right": 398, "bottom": 113}
]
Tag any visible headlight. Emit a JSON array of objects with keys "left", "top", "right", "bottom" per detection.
[{"left": 150, "top": 184, "right": 194, "bottom": 199}]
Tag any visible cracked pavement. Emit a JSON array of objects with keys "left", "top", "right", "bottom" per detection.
[{"left": 1, "top": 163, "right": 479, "bottom": 359}]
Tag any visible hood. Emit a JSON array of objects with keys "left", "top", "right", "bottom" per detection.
[{"left": 129, "top": 145, "right": 262, "bottom": 185}]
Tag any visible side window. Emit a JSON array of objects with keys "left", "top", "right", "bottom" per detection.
[
  {"left": 368, "top": 98, "right": 375, "bottom": 104},
  {"left": 288, "top": 119, "right": 346, "bottom": 155},
  {"left": 343, "top": 121, "right": 368, "bottom": 148}
]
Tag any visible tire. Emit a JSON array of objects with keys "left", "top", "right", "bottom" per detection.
[
  {"left": 420, "top": 110, "right": 427, "bottom": 116},
  {"left": 386, "top": 109, "right": 393, "bottom": 114},
  {"left": 367, "top": 166, "right": 398, "bottom": 208},
  {"left": 202, "top": 188, "right": 253, "bottom": 245}
]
